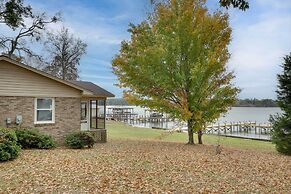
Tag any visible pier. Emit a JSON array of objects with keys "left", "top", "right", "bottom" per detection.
[
  {"left": 204, "top": 122, "right": 272, "bottom": 141},
  {"left": 107, "top": 107, "right": 138, "bottom": 121},
  {"left": 106, "top": 107, "right": 174, "bottom": 123}
]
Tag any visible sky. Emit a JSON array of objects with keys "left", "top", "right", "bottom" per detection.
[{"left": 2, "top": 0, "right": 291, "bottom": 99}]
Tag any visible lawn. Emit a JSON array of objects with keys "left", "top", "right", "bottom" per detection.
[
  {"left": 0, "top": 121, "right": 290, "bottom": 193},
  {"left": 107, "top": 121, "right": 276, "bottom": 152}
]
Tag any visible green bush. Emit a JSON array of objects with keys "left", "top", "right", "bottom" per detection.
[
  {"left": 38, "top": 134, "right": 56, "bottom": 149},
  {"left": 270, "top": 115, "right": 291, "bottom": 155},
  {"left": 65, "top": 132, "right": 95, "bottom": 149},
  {"left": 15, "top": 129, "right": 56, "bottom": 149},
  {"left": 0, "top": 128, "right": 21, "bottom": 162},
  {"left": 15, "top": 129, "right": 39, "bottom": 148}
]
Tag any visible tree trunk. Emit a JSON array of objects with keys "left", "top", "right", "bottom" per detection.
[
  {"left": 8, "top": 40, "right": 17, "bottom": 57},
  {"left": 198, "top": 130, "right": 203, "bottom": 144},
  {"left": 187, "top": 119, "right": 195, "bottom": 144}
]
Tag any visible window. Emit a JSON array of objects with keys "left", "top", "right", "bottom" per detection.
[
  {"left": 34, "top": 98, "right": 55, "bottom": 124},
  {"left": 81, "top": 102, "right": 87, "bottom": 121}
]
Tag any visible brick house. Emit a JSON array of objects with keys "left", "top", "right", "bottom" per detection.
[{"left": 0, "top": 55, "right": 114, "bottom": 143}]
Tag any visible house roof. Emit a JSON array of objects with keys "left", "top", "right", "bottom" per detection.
[
  {"left": 70, "top": 81, "right": 115, "bottom": 98},
  {"left": 0, "top": 55, "right": 115, "bottom": 98}
]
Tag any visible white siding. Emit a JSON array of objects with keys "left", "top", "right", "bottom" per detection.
[{"left": 0, "top": 61, "right": 82, "bottom": 97}]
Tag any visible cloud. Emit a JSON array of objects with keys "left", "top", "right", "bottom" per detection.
[
  {"left": 228, "top": 1, "right": 291, "bottom": 99},
  {"left": 256, "top": 0, "right": 291, "bottom": 10}
]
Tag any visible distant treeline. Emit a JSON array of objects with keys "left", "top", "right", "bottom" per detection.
[
  {"left": 234, "top": 98, "right": 278, "bottom": 107},
  {"left": 107, "top": 98, "right": 130, "bottom": 106},
  {"left": 107, "top": 98, "right": 278, "bottom": 107}
]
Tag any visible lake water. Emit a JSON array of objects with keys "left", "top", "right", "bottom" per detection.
[
  {"left": 107, "top": 106, "right": 281, "bottom": 123},
  {"left": 107, "top": 106, "right": 282, "bottom": 140}
]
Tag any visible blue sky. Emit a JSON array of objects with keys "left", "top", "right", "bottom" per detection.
[{"left": 2, "top": 0, "right": 291, "bottom": 99}]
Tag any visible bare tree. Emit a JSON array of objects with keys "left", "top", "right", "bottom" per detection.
[
  {"left": 0, "top": 12, "right": 60, "bottom": 60},
  {"left": 44, "top": 27, "right": 87, "bottom": 80}
]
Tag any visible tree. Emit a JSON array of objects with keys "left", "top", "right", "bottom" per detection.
[
  {"left": 219, "top": 0, "right": 249, "bottom": 11},
  {"left": 151, "top": 0, "right": 249, "bottom": 11},
  {"left": 270, "top": 53, "right": 291, "bottom": 155},
  {"left": 0, "top": 12, "right": 60, "bottom": 60},
  {"left": 112, "top": 0, "right": 239, "bottom": 144},
  {"left": 0, "top": 0, "right": 32, "bottom": 28},
  {"left": 43, "top": 27, "right": 87, "bottom": 80}
]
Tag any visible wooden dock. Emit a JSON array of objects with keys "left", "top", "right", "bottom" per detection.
[
  {"left": 204, "top": 121, "right": 272, "bottom": 141},
  {"left": 205, "top": 121, "right": 272, "bottom": 135},
  {"left": 106, "top": 107, "right": 174, "bottom": 123},
  {"left": 107, "top": 107, "right": 138, "bottom": 121}
]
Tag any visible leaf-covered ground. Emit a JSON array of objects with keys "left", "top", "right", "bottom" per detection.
[{"left": 0, "top": 139, "right": 290, "bottom": 193}]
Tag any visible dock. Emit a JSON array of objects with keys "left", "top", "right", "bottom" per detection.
[
  {"left": 106, "top": 107, "right": 174, "bottom": 123},
  {"left": 204, "top": 122, "right": 272, "bottom": 141}
]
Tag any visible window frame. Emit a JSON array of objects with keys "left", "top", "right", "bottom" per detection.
[{"left": 34, "top": 98, "right": 55, "bottom": 124}]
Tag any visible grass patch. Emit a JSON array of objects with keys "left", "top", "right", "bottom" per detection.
[{"left": 107, "top": 121, "right": 275, "bottom": 152}]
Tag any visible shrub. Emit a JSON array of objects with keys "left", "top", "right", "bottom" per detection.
[
  {"left": 15, "top": 129, "right": 56, "bottom": 149},
  {"left": 65, "top": 132, "right": 95, "bottom": 149},
  {"left": 38, "top": 134, "right": 56, "bottom": 149},
  {"left": 15, "top": 129, "right": 39, "bottom": 148},
  {"left": 0, "top": 128, "right": 21, "bottom": 162}
]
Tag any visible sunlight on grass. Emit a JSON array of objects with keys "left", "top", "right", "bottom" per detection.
[{"left": 107, "top": 121, "right": 276, "bottom": 152}]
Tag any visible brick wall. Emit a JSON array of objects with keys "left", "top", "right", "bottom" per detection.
[{"left": 0, "top": 96, "right": 81, "bottom": 143}]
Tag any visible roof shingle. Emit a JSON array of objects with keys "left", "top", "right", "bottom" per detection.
[{"left": 70, "top": 81, "right": 115, "bottom": 97}]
